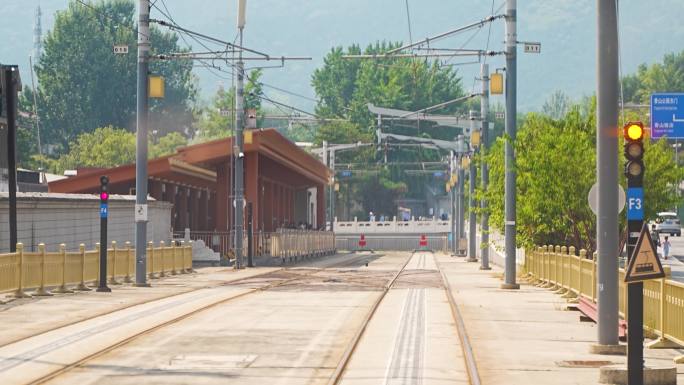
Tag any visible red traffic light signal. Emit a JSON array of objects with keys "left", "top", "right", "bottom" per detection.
[{"left": 100, "top": 175, "right": 109, "bottom": 202}]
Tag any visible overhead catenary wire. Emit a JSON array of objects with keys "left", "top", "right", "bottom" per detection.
[{"left": 74, "top": 0, "right": 151, "bottom": 39}]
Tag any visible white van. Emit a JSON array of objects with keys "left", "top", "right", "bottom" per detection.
[{"left": 655, "top": 212, "right": 681, "bottom": 236}]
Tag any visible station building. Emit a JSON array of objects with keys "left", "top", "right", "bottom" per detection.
[{"left": 48, "top": 129, "right": 330, "bottom": 239}]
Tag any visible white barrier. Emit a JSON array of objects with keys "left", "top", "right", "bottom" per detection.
[{"left": 334, "top": 218, "right": 451, "bottom": 234}]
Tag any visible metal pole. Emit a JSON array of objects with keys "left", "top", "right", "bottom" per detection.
[
  {"left": 330, "top": 150, "right": 335, "bottom": 231},
  {"left": 3, "top": 66, "right": 19, "bottom": 253},
  {"left": 450, "top": 151, "right": 457, "bottom": 255},
  {"left": 234, "top": 28, "right": 245, "bottom": 269},
  {"left": 458, "top": 166, "right": 465, "bottom": 241},
  {"left": 480, "top": 63, "right": 491, "bottom": 270},
  {"left": 502, "top": 0, "right": 519, "bottom": 289},
  {"left": 468, "top": 111, "right": 477, "bottom": 262},
  {"left": 247, "top": 202, "right": 254, "bottom": 267},
  {"left": 134, "top": 0, "right": 150, "bottom": 286},
  {"left": 596, "top": 0, "right": 620, "bottom": 347}
]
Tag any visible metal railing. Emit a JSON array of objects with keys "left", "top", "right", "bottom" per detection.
[
  {"left": 270, "top": 229, "right": 335, "bottom": 259},
  {"left": 1, "top": 241, "right": 193, "bottom": 297},
  {"left": 173, "top": 230, "right": 235, "bottom": 258},
  {"left": 524, "top": 245, "right": 684, "bottom": 359}
]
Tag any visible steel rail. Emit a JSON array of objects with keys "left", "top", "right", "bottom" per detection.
[
  {"left": 435, "top": 257, "right": 482, "bottom": 385},
  {"left": 326, "top": 251, "right": 414, "bottom": 385}
]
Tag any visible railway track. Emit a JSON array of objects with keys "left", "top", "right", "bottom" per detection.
[
  {"left": 0, "top": 252, "right": 378, "bottom": 385},
  {"left": 327, "top": 250, "right": 481, "bottom": 385}
]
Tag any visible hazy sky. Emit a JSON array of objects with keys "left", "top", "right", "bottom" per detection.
[{"left": 2, "top": 1, "right": 683, "bottom": 113}]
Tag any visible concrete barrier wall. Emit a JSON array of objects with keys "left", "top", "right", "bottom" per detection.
[{"left": 0, "top": 193, "right": 172, "bottom": 252}]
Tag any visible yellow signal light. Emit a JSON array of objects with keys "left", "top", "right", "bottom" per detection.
[{"left": 625, "top": 122, "right": 644, "bottom": 141}]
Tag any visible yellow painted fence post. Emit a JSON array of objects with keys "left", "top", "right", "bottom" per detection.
[{"left": 34, "top": 243, "right": 52, "bottom": 296}]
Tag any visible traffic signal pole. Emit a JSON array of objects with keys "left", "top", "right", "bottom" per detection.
[
  {"left": 624, "top": 122, "right": 646, "bottom": 385},
  {"left": 134, "top": 0, "right": 150, "bottom": 286},
  {"left": 97, "top": 176, "right": 111, "bottom": 293},
  {"left": 502, "top": 0, "right": 519, "bottom": 290},
  {"left": 596, "top": 0, "right": 620, "bottom": 348},
  {"left": 1, "top": 66, "right": 20, "bottom": 253}
]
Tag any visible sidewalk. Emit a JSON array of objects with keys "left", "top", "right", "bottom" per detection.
[{"left": 436, "top": 253, "right": 684, "bottom": 385}]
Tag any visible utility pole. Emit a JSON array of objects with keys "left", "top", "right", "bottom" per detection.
[
  {"left": 457, "top": 134, "right": 466, "bottom": 255},
  {"left": 450, "top": 151, "right": 457, "bottom": 255},
  {"left": 480, "top": 63, "right": 491, "bottom": 270},
  {"left": 502, "top": 0, "right": 519, "bottom": 290},
  {"left": 233, "top": 0, "right": 247, "bottom": 269},
  {"left": 468, "top": 111, "right": 477, "bottom": 262},
  {"left": 595, "top": 0, "right": 620, "bottom": 349},
  {"left": 134, "top": 0, "right": 150, "bottom": 286},
  {"left": 330, "top": 150, "right": 335, "bottom": 231}
]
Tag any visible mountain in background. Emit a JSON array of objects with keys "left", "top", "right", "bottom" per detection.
[{"left": 2, "top": 0, "right": 683, "bottom": 112}]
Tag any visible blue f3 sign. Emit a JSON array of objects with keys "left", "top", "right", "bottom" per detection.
[{"left": 626, "top": 187, "right": 644, "bottom": 220}]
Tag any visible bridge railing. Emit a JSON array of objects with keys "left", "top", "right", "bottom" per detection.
[
  {"left": 524, "top": 245, "right": 684, "bottom": 350},
  {"left": 335, "top": 218, "right": 451, "bottom": 234},
  {"left": 1, "top": 241, "right": 193, "bottom": 297}
]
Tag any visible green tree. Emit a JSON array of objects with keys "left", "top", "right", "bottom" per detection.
[
  {"left": 311, "top": 42, "right": 466, "bottom": 213},
  {"left": 622, "top": 50, "right": 684, "bottom": 104},
  {"left": 193, "top": 69, "right": 263, "bottom": 142},
  {"left": 483, "top": 96, "right": 684, "bottom": 251},
  {"left": 150, "top": 131, "right": 187, "bottom": 158},
  {"left": 53, "top": 126, "right": 136, "bottom": 171},
  {"left": 35, "top": 0, "right": 196, "bottom": 152}
]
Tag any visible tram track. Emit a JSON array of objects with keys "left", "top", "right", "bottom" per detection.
[
  {"left": 0, "top": 252, "right": 375, "bottom": 385},
  {"left": 0, "top": 251, "right": 367, "bottom": 352},
  {"left": 328, "top": 251, "right": 482, "bottom": 385}
]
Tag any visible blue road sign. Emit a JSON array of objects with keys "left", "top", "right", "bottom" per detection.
[
  {"left": 650, "top": 93, "right": 684, "bottom": 139},
  {"left": 626, "top": 187, "right": 644, "bottom": 220},
  {"left": 100, "top": 203, "right": 108, "bottom": 218},
  {"left": 340, "top": 170, "right": 352, "bottom": 178},
  {"left": 433, "top": 171, "right": 445, "bottom": 178}
]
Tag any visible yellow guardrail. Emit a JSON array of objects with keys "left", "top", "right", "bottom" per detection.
[
  {"left": 0, "top": 241, "right": 194, "bottom": 298},
  {"left": 524, "top": 245, "right": 684, "bottom": 362},
  {"left": 270, "top": 230, "right": 335, "bottom": 260}
]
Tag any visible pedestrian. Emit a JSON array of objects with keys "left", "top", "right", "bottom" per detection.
[
  {"left": 651, "top": 224, "right": 661, "bottom": 248},
  {"left": 663, "top": 236, "right": 671, "bottom": 260}
]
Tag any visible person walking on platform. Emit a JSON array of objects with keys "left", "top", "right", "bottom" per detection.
[{"left": 663, "top": 236, "right": 671, "bottom": 260}]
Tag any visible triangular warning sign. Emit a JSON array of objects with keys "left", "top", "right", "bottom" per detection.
[{"left": 624, "top": 224, "right": 665, "bottom": 283}]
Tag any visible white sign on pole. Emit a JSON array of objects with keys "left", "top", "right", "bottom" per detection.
[
  {"left": 523, "top": 42, "right": 541, "bottom": 54},
  {"left": 588, "top": 183, "right": 626, "bottom": 215},
  {"left": 495, "top": 112, "right": 505, "bottom": 120},
  {"left": 113, "top": 45, "right": 129, "bottom": 54},
  {"left": 135, "top": 204, "right": 148, "bottom": 222}
]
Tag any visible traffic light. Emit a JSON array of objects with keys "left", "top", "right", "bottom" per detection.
[
  {"left": 624, "top": 121, "right": 645, "bottom": 185},
  {"left": 100, "top": 175, "right": 109, "bottom": 203}
]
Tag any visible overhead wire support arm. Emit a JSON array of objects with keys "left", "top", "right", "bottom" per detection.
[
  {"left": 150, "top": 18, "right": 271, "bottom": 58},
  {"left": 342, "top": 52, "right": 500, "bottom": 59},
  {"left": 399, "top": 93, "right": 479, "bottom": 118},
  {"left": 153, "top": 54, "right": 312, "bottom": 61},
  {"left": 386, "top": 14, "right": 505, "bottom": 55}
]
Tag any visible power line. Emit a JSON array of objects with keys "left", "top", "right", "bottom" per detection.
[{"left": 74, "top": 0, "right": 150, "bottom": 39}]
